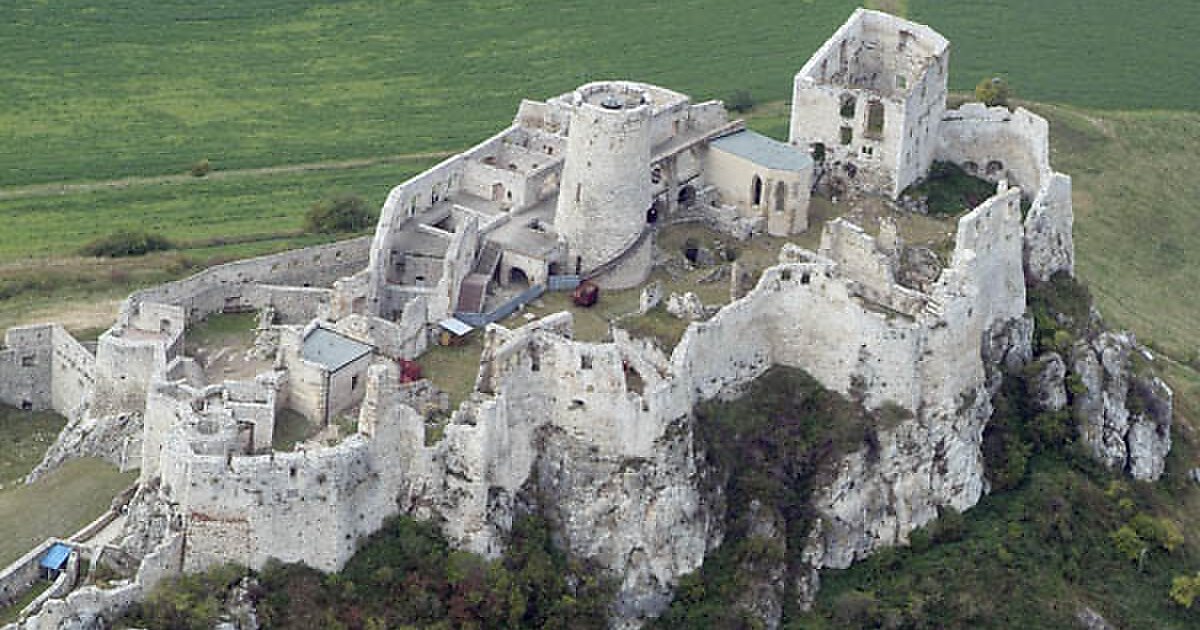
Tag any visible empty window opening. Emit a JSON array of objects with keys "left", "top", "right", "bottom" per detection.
[
  {"left": 624, "top": 363, "right": 646, "bottom": 396},
  {"left": 861, "top": 145, "right": 874, "bottom": 156},
  {"left": 986, "top": 160, "right": 1005, "bottom": 177},
  {"left": 491, "top": 182, "right": 506, "bottom": 202},
  {"left": 751, "top": 176, "right": 764, "bottom": 206},
  {"left": 569, "top": 399, "right": 585, "bottom": 410},
  {"left": 774, "top": 181, "right": 786, "bottom": 212},
  {"left": 21, "top": 401, "right": 33, "bottom": 411},
  {"left": 963, "top": 161, "right": 980, "bottom": 175},
  {"left": 574, "top": 256, "right": 582, "bottom": 275},
  {"left": 811, "top": 142, "right": 826, "bottom": 163},
  {"left": 351, "top": 375, "right": 359, "bottom": 391},
  {"left": 646, "top": 204, "right": 659, "bottom": 224},
  {"left": 840, "top": 126, "right": 853, "bottom": 145},
  {"left": 580, "top": 354, "right": 592, "bottom": 370},
  {"left": 530, "top": 350, "right": 540, "bottom": 372},
  {"left": 866, "top": 100, "right": 885, "bottom": 138},
  {"left": 575, "top": 183, "right": 582, "bottom": 203},
  {"left": 20, "top": 355, "right": 35, "bottom": 368},
  {"left": 650, "top": 166, "right": 663, "bottom": 185},
  {"left": 839, "top": 93, "right": 856, "bottom": 119},
  {"left": 801, "top": 272, "right": 811, "bottom": 284}
]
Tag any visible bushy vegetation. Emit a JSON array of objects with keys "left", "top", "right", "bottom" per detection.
[
  {"left": 975, "top": 76, "right": 1013, "bottom": 107},
  {"left": 125, "top": 514, "right": 615, "bottom": 629},
  {"left": 189, "top": 159, "right": 212, "bottom": 178},
  {"left": 121, "top": 564, "right": 247, "bottom": 630},
  {"left": 304, "top": 194, "right": 375, "bottom": 234},
  {"left": 79, "top": 230, "right": 174, "bottom": 258},
  {"left": 902, "top": 161, "right": 996, "bottom": 216},
  {"left": 1028, "top": 271, "right": 1094, "bottom": 355},
  {"left": 652, "top": 367, "right": 901, "bottom": 627},
  {"left": 727, "top": 90, "right": 756, "bottom": 114}
]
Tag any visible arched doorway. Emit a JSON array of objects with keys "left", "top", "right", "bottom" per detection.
[
  {"left": 751, "top": 175, "right": 763, "bottom": 206},
  {"left": 677, "top": 185, "right": 696, "bottom": 208},
  {"left": 508, "top": 267, "right": 530, "bottom": 288}
]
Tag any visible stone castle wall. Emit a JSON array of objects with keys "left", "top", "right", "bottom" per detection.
[
  {"left": 937, "top": 104, "right": 1075, "bottom": 281},
  {"left": 0, "top": 325, "right": 95, "bottom": 419},
  {"left": 131, "top": 237, "right": 369, "bottom": 325}
]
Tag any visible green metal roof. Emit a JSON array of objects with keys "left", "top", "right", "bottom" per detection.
[{"left": 710, "top": 130, "right": 813, "bottom": 172}]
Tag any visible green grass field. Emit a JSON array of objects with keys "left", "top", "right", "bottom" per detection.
[
  {"left": 0, "top": 458, "right": 136, "bottom": 566},
  {"left": 0, "top": 405, "right": 67, "bottom": 487},
  {"left": 0, "top": 159, "right": 428, "bottom": 263},
  {"left": 2, "top": 1, "right": 1195, "bottom": 188}
]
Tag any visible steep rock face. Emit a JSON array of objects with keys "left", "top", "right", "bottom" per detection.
[
  {"left": 1071, "top": 332, "right": 1172, "bottom": 481},
  {"left": 533, "top": 420, "right": 719, "bottom": 627},
  {"left": 1031, "top": 352, "right": 1068, "bottom": 412},
  {"left": 26, "top": 413, "right": 143, "bottom": 483},
  {"left": 798, "top": 389, "right": 992, "bottom": 606}
]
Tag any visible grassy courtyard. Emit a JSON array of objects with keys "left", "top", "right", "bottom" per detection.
[{"left": 0, "top": 458, "right": 135, "bottom": 566}]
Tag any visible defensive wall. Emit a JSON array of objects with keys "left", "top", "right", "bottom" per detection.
[{"left": 0, "top": 325, "right": 94, "bottom": 420}]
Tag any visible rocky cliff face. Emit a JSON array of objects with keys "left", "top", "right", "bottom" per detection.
[
  {"left": 25, "top": 412, "right": 142, "bottom": 483},
  {"left": 1071, "top": 331, "right": 1173, "bottom": 481},
  {"left": 533, "top": 420, "right": 720, "bottom": 626}
]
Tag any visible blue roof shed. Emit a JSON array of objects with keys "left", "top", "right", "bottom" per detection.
[{"left": 40, "top": 543, "right": 72, "bottom": 572}]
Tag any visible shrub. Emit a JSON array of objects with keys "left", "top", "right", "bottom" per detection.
[
  {"left": 727, "top": 89, "right": 755, "bottom": 113},
  {"left": 1130, "top": 513, "right": 1184, "bottom": 553},
  {"left": 1109, "top": 525, "right": 1146, "bottom": 563},
  {"left": 304, "top": 194, "right": 375, "bottom": 234},
  {"left": 190, "top": 158, "right": 211, "bottom": 177},
  {"left": 1170, "top": 573, "right": 1200, "bottom": 609},
  {"left": 975, "top": 76, "right": 1013, "bottom": 107},
  {"left": 80, "top": 230, "right": 175, "bottom": 258}
]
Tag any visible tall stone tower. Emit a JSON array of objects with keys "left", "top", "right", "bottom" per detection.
[{"left": 555, "top": 82, "right": 654, "bottom": 288}]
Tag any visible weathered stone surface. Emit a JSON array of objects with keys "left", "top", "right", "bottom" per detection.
[
  {"left": 1031, "top": 352, "right": 1068, "bottom": 413},
  {"left": 25, "top": 413, "right": 142, "bottom": 483},
  {"left": 666, "top": 292, "right": 706, "bottom": 321},
  {"left": 1072, "top": 332, "right": 1172, "bottom": 481},
  {"left": 639, "top": 281, "right": 663, "bottom": 314}
]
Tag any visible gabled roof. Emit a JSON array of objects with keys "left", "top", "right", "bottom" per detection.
[
  {"left": 710, "top": 130, "right": 813, "bottom": 172},
  {"left": 301, "top": 328, "right": 373, "bottom": 372}
]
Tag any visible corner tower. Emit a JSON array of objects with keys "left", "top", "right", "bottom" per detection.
[{"left": 554, "top": 82, "right": 654, "bottom": 288}]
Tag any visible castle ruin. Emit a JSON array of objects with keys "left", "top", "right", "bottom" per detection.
[{"left": 1, "top": 9, "right": 1161, "bottom": 630}]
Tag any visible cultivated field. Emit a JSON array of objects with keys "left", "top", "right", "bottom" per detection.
[{"left": 2, "top": 1, "right": 1195, "bottom": 188}]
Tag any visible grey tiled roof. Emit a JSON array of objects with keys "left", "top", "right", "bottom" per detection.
[
  {"left": 301, "top": 328, "right": 373, "bottom": 372},
  {"left": 710, "top": 130, "right": 813, "bottom": 172}
]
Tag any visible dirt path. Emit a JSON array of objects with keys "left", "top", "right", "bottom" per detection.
[{"left": 0, "top": 150, "right": 458, "bottom": 201}]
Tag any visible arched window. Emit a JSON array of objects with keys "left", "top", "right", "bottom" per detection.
[{"left": 751, "top": 175, "right": 763, "bottom": 206}]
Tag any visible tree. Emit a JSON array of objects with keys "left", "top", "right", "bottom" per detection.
[
  {"left": 975, "top": 76, "right": 1012, "bottom": 108},
  {"left": 304, "top": 194, "right": 375, "bottom": 234}
]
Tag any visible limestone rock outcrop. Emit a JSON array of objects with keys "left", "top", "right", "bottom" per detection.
[
  {"left": 533, "top": 423, "right": 718, "bottom": 625},
  {"left": 1071, "top": 332, "right": 1172, "bottom": 481},
  {"left": 25, "top": 413, "right": 142, "bottom": 483},
  {"left": 1031, "top": 352, "right": 1068, "bottom": 413}
]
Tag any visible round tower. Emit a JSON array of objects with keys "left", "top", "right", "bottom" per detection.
[{"left": 554, "top": 82, "right": 654, "bottom": 287}]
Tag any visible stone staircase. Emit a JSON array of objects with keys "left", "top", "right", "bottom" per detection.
[{"left": 456, "top": 242, "right": 504, "bottom": 314}]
